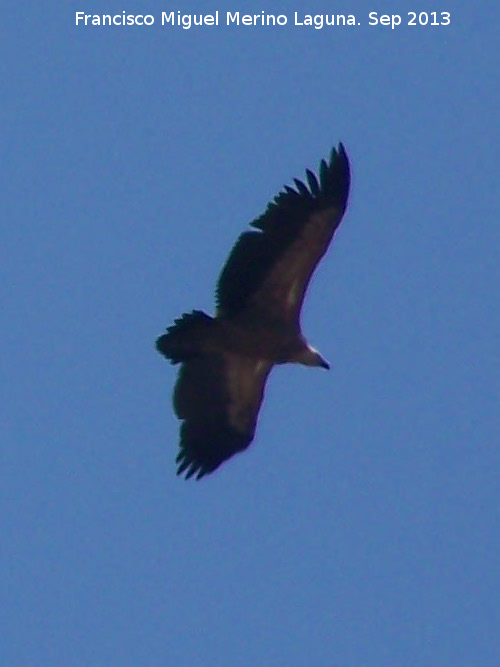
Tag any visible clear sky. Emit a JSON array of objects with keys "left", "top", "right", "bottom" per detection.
[{"left": 3, "top": 3, "right": 499, "bottom": 665}]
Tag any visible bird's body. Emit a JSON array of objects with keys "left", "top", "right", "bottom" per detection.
[
  {"left": 156, "top": 144, "right": 350, "bottom": 479},
  {"left": 205, "top": 317, "right": 309, "bottom": 363}
]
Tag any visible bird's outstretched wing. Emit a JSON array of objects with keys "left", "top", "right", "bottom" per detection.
[
  {"left": 173, "top": 353, "right": 272, "bottom": 479},
  {"left": 216, "top": 144, "right": 350, "bottom": 325}
]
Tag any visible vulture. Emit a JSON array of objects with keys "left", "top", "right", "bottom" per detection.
[{"left": 156, "top": 143, "right": 350, "bottom": 479}]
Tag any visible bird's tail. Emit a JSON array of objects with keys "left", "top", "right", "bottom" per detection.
[{"left": 156, "top": 310, "right": 214, "bottom": 364}]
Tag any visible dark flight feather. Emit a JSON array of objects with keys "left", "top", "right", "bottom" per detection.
[{"left": 306, "top": 168, "right": 320, "bottom": 196}]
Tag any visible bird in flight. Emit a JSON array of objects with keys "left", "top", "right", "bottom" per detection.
[{"left": 156, "top": 144, "right": 350, "bottom": 479}]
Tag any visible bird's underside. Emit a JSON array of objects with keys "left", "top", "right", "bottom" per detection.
[{"left": 156, "top": 143, "right": 350, "bottom": 479}]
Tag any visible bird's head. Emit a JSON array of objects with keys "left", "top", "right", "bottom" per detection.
[{"left": 294, "top": 344, "right": 330, "bottom": 370}]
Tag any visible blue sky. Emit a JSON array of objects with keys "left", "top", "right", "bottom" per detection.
[{"left": 3, "top": 3, "right": 499, "bottom": 665}]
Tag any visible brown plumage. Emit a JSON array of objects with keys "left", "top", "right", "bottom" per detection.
[{"left": 156, "top": 144, "right": 350, "bottom": 479}]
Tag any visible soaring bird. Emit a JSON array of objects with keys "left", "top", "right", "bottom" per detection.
[{"left": 156, "top": 144, "right": 350, "bottom": 479}]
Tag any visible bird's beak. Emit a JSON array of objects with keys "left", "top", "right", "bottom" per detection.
[{"left": 320, "top": 357, "right": 330, "bottom": 370}]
